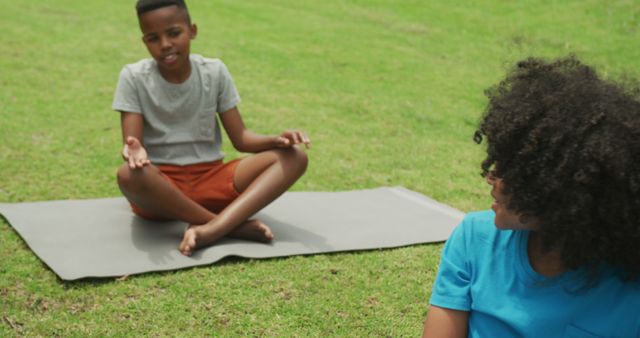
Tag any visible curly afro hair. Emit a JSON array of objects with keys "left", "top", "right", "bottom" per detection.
[{"left": 474, "top": 56, "right": 640, "bottom": 281}]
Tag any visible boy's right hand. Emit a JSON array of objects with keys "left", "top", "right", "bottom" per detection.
[
  {"left": 122, "top": 136, "right": 150, "bottom": 169},
  {"left": 275, "top": 130, "right": 311, "bottom": 149}
]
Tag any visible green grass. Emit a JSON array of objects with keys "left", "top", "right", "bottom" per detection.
[{"left": 1, "top": 0, "right": 638, "bottom": 336}]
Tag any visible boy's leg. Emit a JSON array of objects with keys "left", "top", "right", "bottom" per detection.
[
  {"left": 117, "top": 163, "right": 277, "bottom": 240},
  {"left": 179, "top": 146, "right": 308, "bottom": 255},
  {"left": 117, "top": 164, "right": 215, "bottom": 224}
]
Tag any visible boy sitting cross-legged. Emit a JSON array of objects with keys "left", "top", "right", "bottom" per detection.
[{"left": 113, "top": 0, "right": 310, "bottom": 256}]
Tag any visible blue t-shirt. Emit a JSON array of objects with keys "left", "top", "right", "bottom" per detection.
[{"left": 430, "top": 210, "right": 640, "bottom": 338}]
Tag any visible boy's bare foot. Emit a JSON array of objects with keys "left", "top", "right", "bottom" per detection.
[
  {"left": 179, "top": 220, "right": 274, "bottom": 256},
  {"left": 179, "top": 226, "right": 198, "bottom": 256},
  {"left": 228, "top": 219, "right": 274, "bottom": 243}
]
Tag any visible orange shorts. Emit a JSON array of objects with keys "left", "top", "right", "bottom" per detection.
[{"left": 131, "top": 159, "right": 242, "bottom": 220}]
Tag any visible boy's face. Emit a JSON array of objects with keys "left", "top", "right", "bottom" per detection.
[
  {"left": 138, "top": 5, "right": 196, "bottom": 76},
  {"left": 487, "top": 173, "right": 532, "bottom": 230}
]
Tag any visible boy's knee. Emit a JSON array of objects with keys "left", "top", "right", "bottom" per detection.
[
  {"left": 116, "top": 164, "right": 158, "bottom": 192},
  {"left": 282, "top": 146, "right": 308, "bottom": 173},
  {"left": 116, "top": 164, "right": 132, "bottom": 187}
]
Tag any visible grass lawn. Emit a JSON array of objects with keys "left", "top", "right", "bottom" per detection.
[{"left": 1, "top": 0, "right": 638, "bottom": 336}]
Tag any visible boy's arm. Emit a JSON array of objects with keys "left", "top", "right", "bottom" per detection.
[
  {"left": 422, "top": 305, "right": 469, "bottom": 338},
  {"left": 120, "top": 112, "right": 150, "bottom": 169},
  {"left": 219, "top": 107, "right": 310, "bottom": 153}
]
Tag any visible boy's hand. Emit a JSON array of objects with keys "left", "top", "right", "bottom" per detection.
[
  {"left": 275, "top": 130, "right": 311, "bottom": 149},
  {"left": 122, "top": 136, "right": 150, "bottom": 169}
]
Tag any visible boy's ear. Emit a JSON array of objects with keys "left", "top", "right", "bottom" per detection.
[{"left": 190, "top": 24, "right": 197, "bottom": 39}]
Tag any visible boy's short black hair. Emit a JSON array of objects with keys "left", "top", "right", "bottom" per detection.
[
  {"left": 475, "top": 56, "right": 640, "bottom": 281},
  {"left": 136, "top": 0, "right": 191, "bottom": 23}
]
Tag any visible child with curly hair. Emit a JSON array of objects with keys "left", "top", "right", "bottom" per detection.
[
  {"left": 423, "top": 56, "right": 640, "bottom": 337},
  {"left": 113, "top": 0, "right": 309, "bottom": 256}
]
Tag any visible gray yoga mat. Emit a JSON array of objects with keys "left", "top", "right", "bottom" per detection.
[{"left": 0, "top": 187, "right": 463, "bottom": 281}]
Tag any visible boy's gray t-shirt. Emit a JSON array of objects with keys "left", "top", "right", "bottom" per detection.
[{"left": 112, "top": 54, "right": 241, "bottom": 165}]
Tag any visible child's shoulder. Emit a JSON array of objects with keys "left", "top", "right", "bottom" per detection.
[
  {"left": 121, "top": 58, "right": 156, "bottom": 76},
  {"left": 453, "top": 210, "right": 515, "bottom": 246},
  {"left": 459, "top": 210, "right": 499, "bottom": 234},
  {"left": 462, "top": 210, "right": 495, "bottom": 225},
  {"left": 190, "top": 53, "right": 221, "bottom": 65},
  {"left": 190, "top": 54, "right": 229, "bottom": 73}
]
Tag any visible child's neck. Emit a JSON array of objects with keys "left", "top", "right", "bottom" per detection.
[{"left": 527, "top": 231, "right": 566, "bottom": 277}]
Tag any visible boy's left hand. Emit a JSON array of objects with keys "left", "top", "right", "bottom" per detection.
[{"left": 276, "top": 130, "right": 311, "bottom": 149}]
